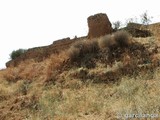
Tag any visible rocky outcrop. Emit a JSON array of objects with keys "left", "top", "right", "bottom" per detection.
[
  {"left": 123, "top": 23, "right": 152, "bottom": 37},
  {"left": 87, "top": 13, "right": 112, "bottom": 39}
]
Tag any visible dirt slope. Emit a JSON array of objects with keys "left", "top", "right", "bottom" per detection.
[{"left": 1, "top": 29, "right": 160, "bottom": 119}]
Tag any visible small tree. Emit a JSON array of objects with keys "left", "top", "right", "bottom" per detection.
[
  {"left": 140, "top": 11, "right": 152, "bottom": 25},
  {"left": 112, "top": 21, "right": 121, "bottom": 31},
  {"left": 10, "top": 49, "right": 27, "bottom": 60}
]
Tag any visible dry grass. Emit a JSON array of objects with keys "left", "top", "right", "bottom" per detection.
[
  {"left": 15, "top": 69, "right": 160, "bottom": 120},
  {"left": 2, "top": 59, "right": 47, "bottom": 82},
  {"left": 45, "top": 51, "right": 69, "bottom": 82},
  {"left": 1, "top": 63, "right": 160, "bottom": 120},
  {"left": 112, "top": 77, "right": 160, "bottom": 119}
]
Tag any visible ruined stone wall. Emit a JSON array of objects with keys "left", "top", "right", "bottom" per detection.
[{"left": 87, "top": 13, "right": 112, "bottom": 39}]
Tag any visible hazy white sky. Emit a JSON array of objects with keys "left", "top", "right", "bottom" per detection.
[{"left": 0, "top": 0, "right": 160, "bottom": 69}]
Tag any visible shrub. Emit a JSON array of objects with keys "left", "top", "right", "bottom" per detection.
[
  {"left": 114, "top": 31, "right": 131, "bottom": 48},
  {"left": 10, "top": 49, "right": 27, "bottom": 60},
  {"left": 98, "top": 34, "right": 116, "bottom": 49},
  {"left": 67, "top": 46, "right": 80, "bottom": 62},
  {"left": 82, "top": 39, "right": 99, "bottom": 54},
  {"left": 67, "top": 39, "right": 99, "bottom": 62}
]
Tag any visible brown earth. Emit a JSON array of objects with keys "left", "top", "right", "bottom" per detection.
[{"left": 6, "top": 36, "right": 86, "bottom": 67}]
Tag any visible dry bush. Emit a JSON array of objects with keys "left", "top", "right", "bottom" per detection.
[
  {"left": 114, "top": 31, "right": 132, "bottom": 47},
  {"left": 67, "top": 39, "right": 99, "bottom": 62},
  {"left": 67, "top": 46, "right": 80, "bottom": 62},
  {"left": 74, "top": 39, "right": 99, "bottom": 54},
  {"left": 83, "top": 39, "right": 99, "bottom": 53},
  {"left": 98, "top": 31, "right": 132, "bottom": 50},
  {"left": 98, "top": 34, "right": 116, "bottom": 49}
]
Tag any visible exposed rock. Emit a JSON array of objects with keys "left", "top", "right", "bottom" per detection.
[
  {"left": 87, "top": 13, "right": 112, "bottom": 39},
  {"left": 52, "top": 37, "right": 70, "bottom": 44},
  {"left": 123, "top": 23, "right": 152, "bottom": 37}
]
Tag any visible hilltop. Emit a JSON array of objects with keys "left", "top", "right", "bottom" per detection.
[{"left": 1, "top": 13, "right": 160, "bottom": 120}]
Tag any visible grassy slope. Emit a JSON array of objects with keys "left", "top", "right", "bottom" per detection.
[{"left": 1, "top": 34, "right": 160, "bottom": 120}]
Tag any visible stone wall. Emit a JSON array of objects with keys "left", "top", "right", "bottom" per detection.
[{"left": 87, "top": 13, "right": 112, "bottom": 39}]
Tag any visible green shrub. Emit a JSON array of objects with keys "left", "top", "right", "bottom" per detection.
[{"left": 10, "top": 49, "right": 27, "bottom": 60}]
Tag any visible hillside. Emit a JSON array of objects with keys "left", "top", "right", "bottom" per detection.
[
  {"left": 6, "top": 36, "right": 86, "bottom": 67},
  {"left": 1, "top": 13, "right": 160, "bottom": 120}
]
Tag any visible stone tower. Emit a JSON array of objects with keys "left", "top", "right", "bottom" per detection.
[{"left": 87, "top": 13, "right": 112, "bottom": 39}]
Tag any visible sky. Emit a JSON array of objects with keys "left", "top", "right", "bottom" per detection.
[{"left": 0, "top": 0, "right": 160, "bottom": 69}]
